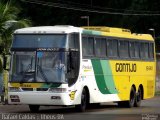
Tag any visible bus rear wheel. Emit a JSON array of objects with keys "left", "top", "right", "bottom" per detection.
[
  {"left": 118, "top": 87, "right": 136, "bottom": 108},
  {"left": 134, "top": 87, "right": 142, "bottom": 107},
  {"left": 127, "top": 87, "right": 136, "bottom": 108},
  {"left": 29, "top": 105, "right": 40, "bottom": 112},
  {"left": 75, "top": 88, "right": 87, "bottom": 112}
]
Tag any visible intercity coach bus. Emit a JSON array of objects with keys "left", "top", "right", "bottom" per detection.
[{"left": 7, "top": 25, "right": 156, "bottom": 112}]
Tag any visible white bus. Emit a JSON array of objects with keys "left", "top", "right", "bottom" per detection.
[{"left": 8, "top": 26, "right": 156, "bottom": 112}]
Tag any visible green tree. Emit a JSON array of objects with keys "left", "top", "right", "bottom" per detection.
[{"left": 0, "top": 0, "right": 31, "bottom": 55}]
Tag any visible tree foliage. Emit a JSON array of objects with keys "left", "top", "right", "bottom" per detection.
[
  {"left": 17, "top": 0, "right": 160, "bottom": 37},
  {"left": 0, "top": 0, "right": 31, "bottom": 54},
  {"left": 1, "top": 0, "right": 160, "bottom": 38}
]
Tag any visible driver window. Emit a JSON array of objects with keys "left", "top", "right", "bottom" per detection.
[{"left": 68, "top": 51, "right": 80, "bottom": 86}]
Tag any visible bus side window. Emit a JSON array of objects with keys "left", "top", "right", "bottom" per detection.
[
  {"left": 88, "top": 37, "right": 94, "bottom": 56},
  {"left": 69, "top": 33, "right": 80, "bottom": 49},
  {"left": 82, "top": 37, "right": 88, "bottom": 57},
  {"left": 145, "top": 43, "right": 149, "bottom": 59},
  {"left": 129, "top": 41, "right": 140, "bottom": 59},
  {"left": 68, "top": 51, "right": 80, "bottom": 86},
  {"left": 135, "top": 42, "right": 140, "bottom": 58},
  {"left": 95, "top": 37, "right": 107, "bottom": 57},
  {"left": 107, "top": 39, "right": 118, "bottom": 58},
  {"left": 130, "top": 41, "right": 135, "bottom": 58},
  {"left": 140, "top": 42, "right": 149, "bottom": 59},
  {"left": 149, "top": 43, "right": 154, "bottom": 59},
  {"left": 119, "top": 40, "right": 129, "bottom": 58},
  {"left": 82, "top": 36, "right": 94, "bottom": 58}
]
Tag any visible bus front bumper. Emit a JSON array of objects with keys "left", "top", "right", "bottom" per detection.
[{"left": 8, "top": 92, "right": 74, "bottom": 106}]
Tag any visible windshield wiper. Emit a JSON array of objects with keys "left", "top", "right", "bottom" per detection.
[
  {"left": 20, "top": 56, "right": 35, "bottom": 83},
  {"left": 37, "top": 65, "right": 49, "bottom": 83},
  {"left": 19, "top": 71, "right": 35, "bottom": 83}
]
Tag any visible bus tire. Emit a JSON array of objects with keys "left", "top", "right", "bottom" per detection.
[
  {"left": 29, "top": 105, "right": 40, "bottom": 112},
  {"left": 75, "top": 88, "right": 87, "bottom": 112},
  {"left": 126, "top": 87, "right": 136, "bottom": 108},
  {"left": 119, "top": 87, "right": 136, "bottom": 108},
  {"left": 134, "top": 87, "right": 142, "bottom": 107}
]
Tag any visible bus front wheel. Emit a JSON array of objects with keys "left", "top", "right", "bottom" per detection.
[
  {"left": 29, "top": 105, "right": 40, "bottom": 112},
  {"left": 75, "top": 88, "right": 87, "bottom": 112}
]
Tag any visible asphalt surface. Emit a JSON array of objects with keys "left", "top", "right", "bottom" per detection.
[{"left": 0, "top": 96, "right": 160, "bottom": 120}]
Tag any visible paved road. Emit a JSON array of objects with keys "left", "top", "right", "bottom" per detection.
[{"left": 0, "top": 96, "right": 160, "bottom": 120}]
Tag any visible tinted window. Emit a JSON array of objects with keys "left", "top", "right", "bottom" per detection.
[
  {"left": 140, "top": 43, "right": 149, "bottom": 59},
  {"left": 95, "top": 38, "right": 106, "bottom": 57},
  {"left": 130, "top": 42, "right": 135, "bottom": 58},
  {"left": 149, "top": 43, "right": 154, "bottom": 59},
  {"left": 107, "top": 39, "right": 118, "bottom": 57},
  {"left": 140, "top": 43, "right": 144, "bottom": 58},
  {"left": 119, "top": 41, "right": 129, "bottom": 58},
  {"left": 82, "top": 37, "right": 87, "bottom": 56},
  {"left": 144, "top": 43, "right": 149, "bottom": 59},
  {"left": 13, "top": 34, "right": 67, "bottom": 48},
  {"left": 130, "top": 41, "right": 140, "bottom": 58},
  {"left": 69, "top": 33, "right": 79, "bottom": 49},
  {"left": 82, "top": 37, "right": 94, "bottom": 56},
  {"left": 135, "top": 42, "right": 140, "bottom": 58}
]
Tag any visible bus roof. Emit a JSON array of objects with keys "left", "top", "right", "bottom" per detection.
[
  {"left": 14, "top": 25, "right": 154, "bottom": 41},
  {"left": 14, "top": 25, "right": 82, "bottom": 34},
  {"left": 82, "top": 26, "right": 154, "bottom": 41}
]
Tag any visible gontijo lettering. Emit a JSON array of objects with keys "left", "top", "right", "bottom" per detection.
[{"left": 116, "top": 63, "right": 136, "bottom": 72}]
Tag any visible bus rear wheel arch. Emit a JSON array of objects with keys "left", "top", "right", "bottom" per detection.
[{"left": 118, "top": 86, "right": 136, "bottom": 108}]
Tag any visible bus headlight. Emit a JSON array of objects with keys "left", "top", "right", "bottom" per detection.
[
  {"left": 9, "top": 87, "right": 21, "bottom": 92},
  {"left": 49, "top": 88, "right": 67, "bottom": 93}
]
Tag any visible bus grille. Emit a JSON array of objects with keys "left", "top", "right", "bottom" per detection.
[
  {"left": 21, "top": 88, "right": 49, "bottom": 91},
  {"left": 36, "top": 88, "right": 49, "bottom": 91},
  {"left": 21, "top": 88, "right": 33, "bottom": 91}
]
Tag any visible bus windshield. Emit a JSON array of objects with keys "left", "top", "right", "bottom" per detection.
[
  {"left": 12, "top": 34, "right": 67, "bottom": 48},
  {"left": 10, "top": 51, "right": 67, "bottom": 83}
]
